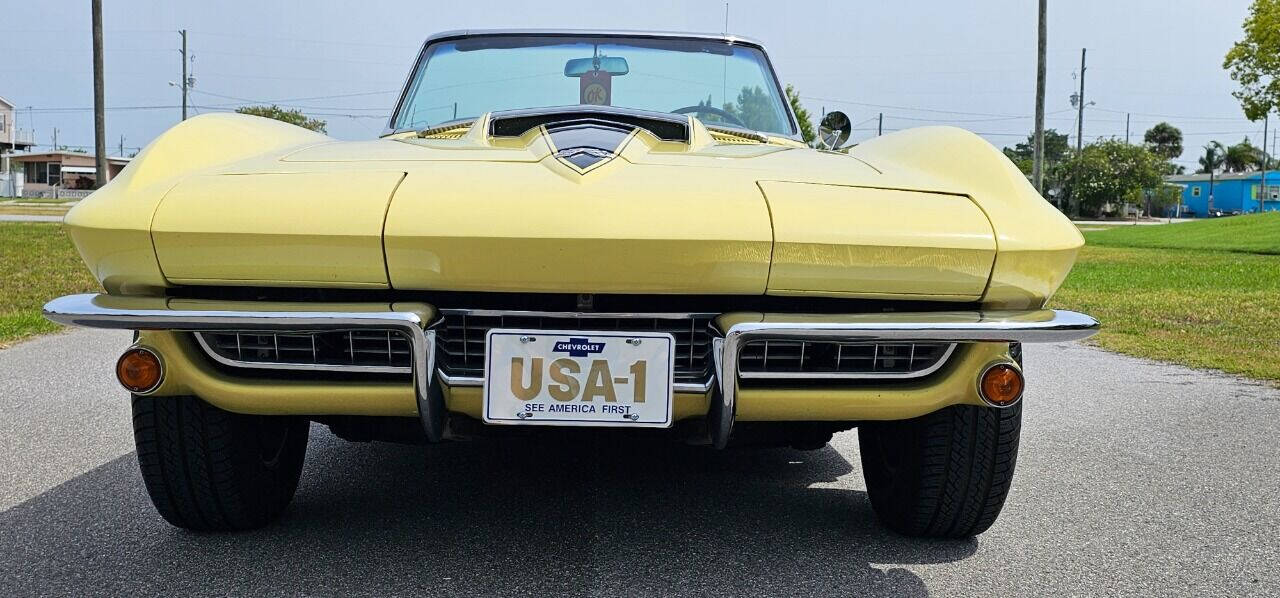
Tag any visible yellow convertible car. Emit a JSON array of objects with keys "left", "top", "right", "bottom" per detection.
[{"left": 45, "top": 29, "right": 1097, "bottom": 536}]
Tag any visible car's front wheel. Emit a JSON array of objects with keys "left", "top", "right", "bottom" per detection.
[
  {"left": 858, "top": 403, "right": 1021, "bottom": 538},
  {"left": 132, "top": 395, "right": 309, "bottom": 531}
]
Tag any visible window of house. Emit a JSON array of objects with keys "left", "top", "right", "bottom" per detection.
[
  {"left": 47, "top": 163, "right": 61, "bottom": 186},
  {"left": 25, "top": 161, "right": 47, "bottom": 184},
  {"left": 0, "top": 113, "right": 6, "bottom": 132},
  {"left": 1192, "top": 186, "right": 1201, "bottom": 197}
]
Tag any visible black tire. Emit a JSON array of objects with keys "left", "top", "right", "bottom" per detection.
[
  {"left": 132, "top": 395, "right": 309, "bottom": 531},
  {"left": 858, "top": 403, "right": 1021, "bottom": 538}
]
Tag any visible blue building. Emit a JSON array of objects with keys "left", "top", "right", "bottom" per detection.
[{"left": 1166, "top": 170, "right": 1280, "bottom": 217}]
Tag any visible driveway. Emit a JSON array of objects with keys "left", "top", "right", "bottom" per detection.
[{"left": 2, "top": 329, "right": 1277, "bottom": 596}]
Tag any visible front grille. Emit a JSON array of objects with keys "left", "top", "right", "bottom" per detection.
[
  {"left": 738, "top": 341, "right": 955, "bottom": 379},
  {"left": 435, "top": 311, "right": 715, "bottom": 385},
  {"left": 196, "top": 330, "right": 412, "bottom": 372}
]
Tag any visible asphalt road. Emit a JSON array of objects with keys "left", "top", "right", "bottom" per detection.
[{"left": 2, "top": 329, "right": 1278, "bottom": 597}]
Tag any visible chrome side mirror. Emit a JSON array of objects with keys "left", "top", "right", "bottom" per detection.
[{"left": 817, "top": 111, "right": 852, "bottom": 150}]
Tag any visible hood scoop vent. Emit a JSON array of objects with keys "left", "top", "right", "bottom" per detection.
[
  {"left": 417, "top": 121, "right": 475, "bottom": 139},
  {"left": 546, "top": 121, "right": 633, "bottom": 170},
  {"left": 489, "top": 106, "right": 689, "bottom": 142}
]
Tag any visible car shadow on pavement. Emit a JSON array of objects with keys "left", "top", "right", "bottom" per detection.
[{"left": 1, "top": 427, "right": 977, "bottom": 597}]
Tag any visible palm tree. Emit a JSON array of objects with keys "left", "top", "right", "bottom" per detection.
[
  {"left": 1198, "top": 141, "right": 1226, "bottom": 212},
  {"left": 1223, "top": 137, "right": 1260, "bottom": 173}
]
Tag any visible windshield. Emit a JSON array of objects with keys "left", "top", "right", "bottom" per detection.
[{"left": 391, "top": 35, "right": 795, "bottom": 136}]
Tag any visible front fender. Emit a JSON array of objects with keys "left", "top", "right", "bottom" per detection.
[
  {"left": 63, "top": 113, "right": 329, "bottom": 294},
  {"left": 847, "top": 127, "right": 1084, "bottom": 309}
]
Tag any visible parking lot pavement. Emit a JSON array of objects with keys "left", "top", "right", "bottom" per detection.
[
  {"left": 0, "top": 329, "right": 133, "bottom": 510},
  {"left": 2, "top": 330, "right": 1278, "bottom": 596}
]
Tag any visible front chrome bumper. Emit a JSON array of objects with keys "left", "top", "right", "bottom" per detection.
[
  {"left": 44, "top": 293, "right": 1099, "bottom": 446},
  {"left": 44, "top": 293, "right": 445, "bottom": 440}
]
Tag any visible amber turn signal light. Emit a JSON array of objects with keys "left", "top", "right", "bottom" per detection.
[
  {"left": 978, "top": 363, "right": 1023, "bottom": 408},
  {"left": 117, "top": 347, "right": 163, "bottom": 394}
]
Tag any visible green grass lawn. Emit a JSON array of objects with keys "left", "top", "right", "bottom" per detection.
[
  {"left": 0, "top": 205, "right": 70, "bottom": 217},
  {"left": 0, "top": 223, "right": 99, "bottom": 346},
  {"left": 1082, "top": 212, "right": 1280, "bottom": 254},
  {"left": 0, "top": 197, "right": 78, "bottom": 204},
  {"left": 1053, "top": 216, "right": 1280, "bottom": 384}
]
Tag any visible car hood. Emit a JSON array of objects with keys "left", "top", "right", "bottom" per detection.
[{"left": 67, "top": 112, "right": 1081, "bottom": 308}]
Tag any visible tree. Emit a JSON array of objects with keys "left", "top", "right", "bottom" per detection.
[
  {"left": 234, "top": 105, "right": 327, "bottom": 133},
  {"left": 1058, "top": 139, "right": 1164, "bottom": 216},
  {"left": 720, "top": 86, "right": 787, "bottom": 135},
  {"left": 784, "top": 84, "right": 816, "bottom": 145},
  {"left": 1223, "top": 137, "right": 1268, "bottom": 172},
  {"left": 1147, "top": 183, "right": 1184, "bottom": 217},
  {"left": 1003, "top": 129, "right": 1070, "bottom": 201},
  {"left": 1004, "top": 129, "right": 1070, "bottom": 164},
  {"left": 1224, "top": 0, "right": 1280, "bottom": 121},
  {"left": 1143, "top": 122, "right": 1184, "bottom": 160},
  {"left": 1198, "top": 141, "right": 1227, "bottom": 212},
  {"left": 1198, "top": 142, "right": 1227, "bottom": 174}
]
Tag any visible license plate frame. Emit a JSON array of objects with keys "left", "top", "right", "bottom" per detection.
[{"left": 482, "top": 329, "right": 675, "bottom": 428}]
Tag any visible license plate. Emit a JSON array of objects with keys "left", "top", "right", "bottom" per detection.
[{"left": 483, "top": 329, "right": 674, "bottom": 427}]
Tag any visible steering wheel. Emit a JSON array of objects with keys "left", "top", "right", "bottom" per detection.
[{"left": 671, "top": 105, "right": 747, "bottom": 128}]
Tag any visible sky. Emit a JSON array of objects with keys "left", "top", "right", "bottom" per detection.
[{"left": 1, "top": 0, "right": 1273, "bottom": 170}]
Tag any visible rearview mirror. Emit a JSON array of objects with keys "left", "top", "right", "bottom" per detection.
[
  {"left": 564, "top": 56, "right": 630, "bottom": 77},
  {"left": 818, "top": 111, "right": 852, "bottom": 150}
]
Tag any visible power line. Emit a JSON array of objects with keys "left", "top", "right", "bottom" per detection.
[
  {"left": 19, "top": 103, "right": 391, "bottom": 119},
  {"left": 800, "top": 96, "right": 1030, "bottom": 118},
  {"left": 1089, "top": 105, "right": 1247, "bottom": 122},
  {"left": 191, "top": 105, "right": 388, "bottom": 119},
  {"left": 187, "top": 29, "right": 416, "bottom": 49},
  {"left": 886, "top": 108, "right": 1075, "bottom": 124},
  {"left": 193, "top": 48, "right": 408, "bottom": 67},
  {"left": 193, "top": 89, "right": 399, "bottom": 104},
  {"left": 26, "top": 105, "right": 189, "bottom": 113},
  {"left": 190, "top": 89, "right": 389, "bottom": 111}
]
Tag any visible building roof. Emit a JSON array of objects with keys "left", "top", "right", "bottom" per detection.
[
  {"left": 5, "top": 150, "right": 131, "bottom": 163},
  {"left": 0, "top": 95, "right": 12, "bottom": 109},
  {"left": 1166, "top": 170, "right": 1279, "bottom": 183}
]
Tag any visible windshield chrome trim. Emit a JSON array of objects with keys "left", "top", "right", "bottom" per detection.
[
  {"left": 384, "top": 29, "right": 801, "bottom": 140},
  {"left": 423, "top": 29, "right": 769, "bottom": 48}
]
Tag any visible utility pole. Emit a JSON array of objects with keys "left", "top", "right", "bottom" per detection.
[
  {"left": 52, "top": 128, "right": 58, "bottom": 151},
  {"left": 179, "top": 29, "right": 189, "bottom": 120},
  {"left": 1262, "top": 114, "right": 1269, "bottom": 212},
  {"left": 1032, "top": 0, "right": 1047, "bottom": 194},
  {"left": 1271, "top": 118, "right": 1277, "bottom": 209},
  {"left": 119, "top": 134, "right": 125, "bottom": 157},
  {"left": 1072, "top": 48, "right": 1087, "bottom": 218},
  {"left": 877, "top": 112, "right": 883, "bottom": 136},
  {"left": 92, "top": 0, "right": 108, "bottom": 188},
  {"left": 1125, "top": 113, "right": 1130, "bottom": 144}
]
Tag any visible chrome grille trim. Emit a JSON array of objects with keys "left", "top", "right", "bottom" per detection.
[
  {"left": 737, "top": 341, "right": 956, "bottom": 379},
  {"left": 434, "top": 309, "right": 716, "bottom": 386},
  {"left": 195, "top": 330, "right": 413, "bottom": 374}
]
